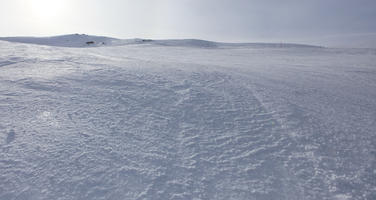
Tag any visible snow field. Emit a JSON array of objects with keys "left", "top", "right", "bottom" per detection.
[{"left": 0, "top": 38, "right": 375, "bottom": 199}]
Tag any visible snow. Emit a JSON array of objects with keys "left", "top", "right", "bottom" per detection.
[
  {"left": 0, "top": 34, "right": 321, "bottom": 49},
  {"left": 0, "top": 35, "right": 375, "bottom": 200}
]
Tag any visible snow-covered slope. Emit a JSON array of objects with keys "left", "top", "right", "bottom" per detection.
[
  {"left": 0, "top": 34, "right": 124, "bottom": 47},
  {"left": 0, "top": 37, "right": 375, "bottom": 200},
  {"left": 0, "top": 34, "right": 321, "bottom": 49}
]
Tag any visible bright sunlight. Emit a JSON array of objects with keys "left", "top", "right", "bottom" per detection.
[{"left": 28, "top": 0, "right": 68, "bottom": 22}]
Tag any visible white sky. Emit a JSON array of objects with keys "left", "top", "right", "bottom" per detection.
[{"left": 0, "top": 0, "right": 376, "bottom": 45}]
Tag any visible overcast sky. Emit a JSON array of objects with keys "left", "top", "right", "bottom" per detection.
[{"left": 1, "top": 0, "right": 376, "bottom": 46}]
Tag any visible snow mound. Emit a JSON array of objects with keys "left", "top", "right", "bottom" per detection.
[
  {"left": 0, "top": 34, "right": 122, "bottom": 47},
  {"left": 220, "top": 42, "right": 322, "bottom": 48},
  {"left": 149, "top": 39, "right": 218, "bottom": 48},
  {"left": 139, "top": 39, "right": 321, "bottom": 49},
  {"left": 0, "top": 34, "right": 322, "bottom": 49}
]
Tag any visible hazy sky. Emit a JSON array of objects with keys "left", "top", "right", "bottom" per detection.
[{"left": 1, "top": 0, "right": 376, "bottom": 44}]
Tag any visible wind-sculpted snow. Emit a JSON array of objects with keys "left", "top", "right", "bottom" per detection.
[{"left": 0, "top": 40, "right": 375, "bottom": 200}]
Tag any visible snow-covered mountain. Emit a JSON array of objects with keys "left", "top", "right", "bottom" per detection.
[{"left": 0, "top": 35, "right": 375, "bottom": 200}]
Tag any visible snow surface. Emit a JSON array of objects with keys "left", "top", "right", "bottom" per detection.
[
  {"left": 0, "top": 35, "right": 375, "bottom": 200},
  {"left": 0, "top": 34, "right": 321, "bottom": 49}
]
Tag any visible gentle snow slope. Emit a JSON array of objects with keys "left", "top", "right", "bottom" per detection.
[
  {"left": 0, "top": 34, "right": 123, "bottom": 47},
  {"left": 0, "top": 38, "right": 375, "bottom": 200},
  {"left": 0, "top": 34, "right": 321, "bottom": 48}
]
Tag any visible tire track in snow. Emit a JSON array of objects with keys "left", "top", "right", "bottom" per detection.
[
  {"left": 229, "top": 69, "right": 345, "bottom": 200},
  {"left": 139, "top": 70, "right": 305, "bottom": 199}
]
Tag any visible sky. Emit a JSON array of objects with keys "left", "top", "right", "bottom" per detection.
[{"left": 0, "top": 0, "right": 376, "bottom": 46}]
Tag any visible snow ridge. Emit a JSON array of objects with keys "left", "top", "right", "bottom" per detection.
[{"left": 0, "top": 34, "right": 322, "bottom": 48}]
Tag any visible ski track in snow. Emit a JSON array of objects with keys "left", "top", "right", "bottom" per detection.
[{"left": 0, "top": 40, "right": 376, "bottom": 200}]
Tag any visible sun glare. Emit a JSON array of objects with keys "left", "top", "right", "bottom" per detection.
[{"left": 29, "top": 0, "right": 67, "bottom": 21}]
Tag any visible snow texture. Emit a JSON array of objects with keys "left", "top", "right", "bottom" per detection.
[{"left": 0, "top": 35, "right": 375, "bottom": 200}]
